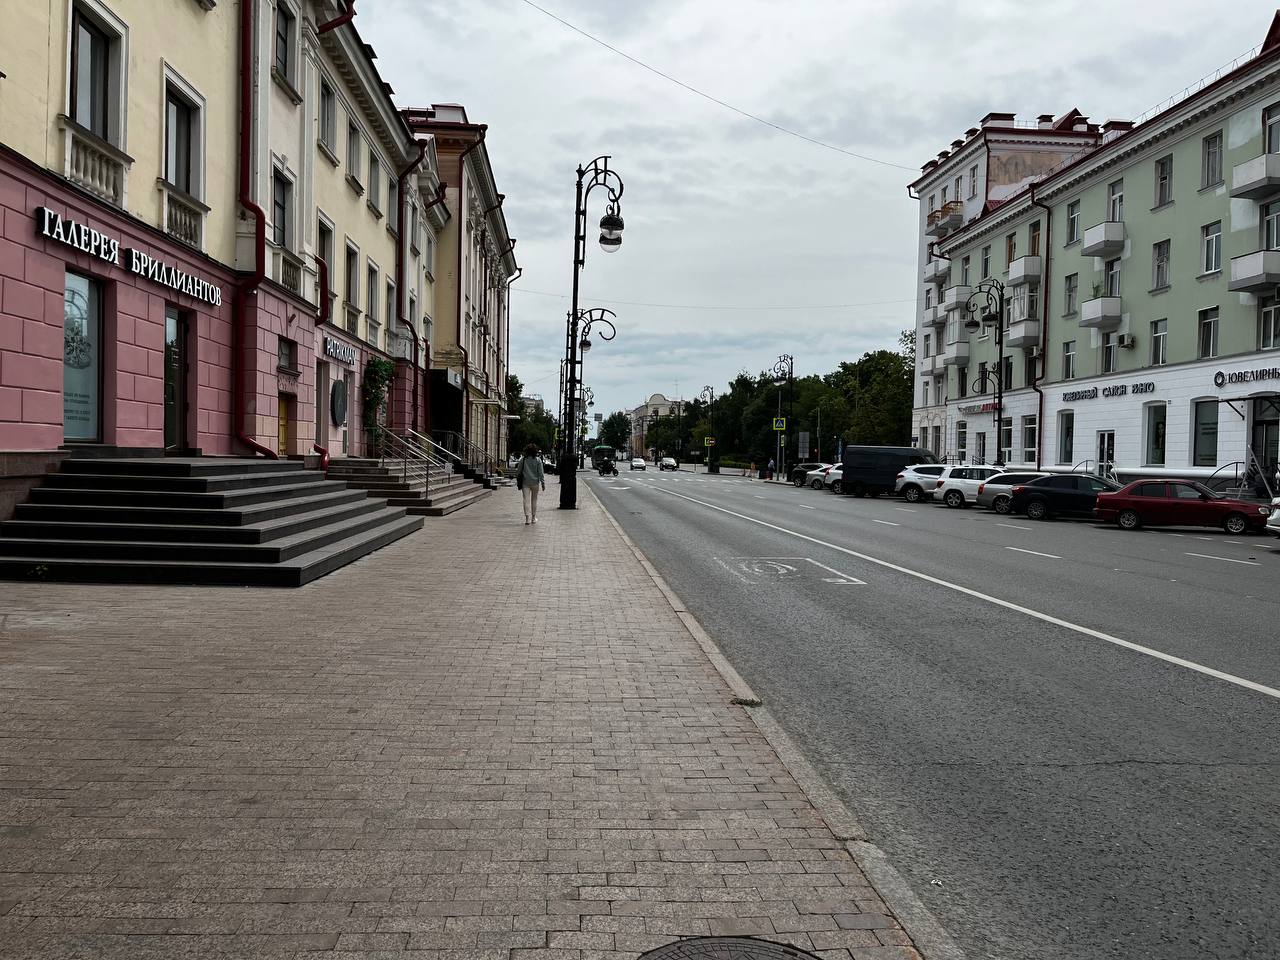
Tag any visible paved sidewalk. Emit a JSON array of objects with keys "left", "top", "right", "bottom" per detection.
[{"left": 0, "top": 487, "right": 920, "bottom": 960}]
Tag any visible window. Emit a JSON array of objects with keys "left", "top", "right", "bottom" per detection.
[
  {"left": 1151, "top": 319, "right": 1168, "bottom": 365},
  {"left": 1064, "top": 273, "right": 1078, "bottom": 314},
  {"left": 924, "top": 288, "right": 932, "bottom": 310},
  {"left": 1265, "top": 201, "right": 1280, "bottom": 250},
  {"left": 319, "top": 79, "right": 336, "bottom": 152},
  {"left": 1108, "top": 179, "right": 1124, "bottom": 221},
  {"left": 1029, "top": 221, "right": 1041, "bottom": 257},
  {"left": 1197, "top": 306, "right": 1219, "bottom": 359},
  {"left": 922, "top": 381, "right": 929, "bottom": 406},
  {"left": 928, "top": 193, "right": 936, "bottom": 212},
  {"left": 1193, "top": 400, "right": 1219, "bottom": 466},
  {"left": 1131, "top": 482, "right": 1165, "bottom": 498},
  {"left": 63, "top": 272, "right": 103, "bottom": 441},
  {"left": 386, "top": 280, "right": 396, "bottom": 332},
  {"left": 1105, "top": 258, "right": 1121, "bottom": 297},
  {"left": 1022, "top": 415, "right": 1037, "bottom": 464},
  {"left": 424, "top": 231, "right": 435, "bottom": 276},
  {"left": 1005, "top": 232, "right": 1016, "bottom": 266},
  {"left": 977, "top": 361, "right": 988, "bottom": 393},
  {"left": 409, "top": 204, "right": 420, "bottom": 253},
  {"left": 922, "top": 333, "right": 931, "bottom": 358},
  {"left": 1202, "top": 131, "right": 1223, "bottom": 187},
  {"left": 975, "top": 432, "right": 986, "bottom": 463},
  {"left": 969, "top": 165, "right": 978, "bottom": 198},
  {"left": 932, "top": 425, "right": 942, "bottom": 455},
  {"left": 957, "top": 421, "right": 967, "bottom": 459},
  {"left": 1066, "top": 200, "right": 1080, "bottom": 243},
  {"left": 271, "top": 169, "right": 292, "bottom": 249},
  {"left": 1024, "top": 349, "right": 1037, "bottom": 385},
  {"left": 277, "top": 336, "right": 298, "bottom": 373},
  {"left": 1101, "top": 331, "right": 1117, "bottom": 374},
  {"left": 70, "top": 6, "right": 113, "bottom": 139},
  {"left": 1154, "top": 156, "right": 1173, "bottom": 206},
  {"left": 345, "top": 242, "right": 359, "bottom": 307},
  {"left": 941, "top": 185, "right": 948, "bottom": 205},
  {"left": 347, "top": 120, "right": 362, "bottom": 181},
  {"left": 388, "top": 177, "right": 398, "bottom": 225},
  {"left": 163, "top": 84, "right": 197, "bottom": 195},
  {"left": 1202, "top": 221, "right": 1221, "bottom": 274},
  {"left": 981, "top": 245, "right": 991, "bottom": 279},
  {"left": 1063, "top": 340, "right": 1076, "bottom": 380},
  {"left": 408, "top": 292, "right": 417, "bottom": 331},
  {"left": 367, "top": 263, "right": 379, "bottom": 327},
  {"left": 1152, "top": 239, "right": 1170, "bottom": 289},
  {"left": 954, "top": 176, "right": 963, "bottom": 202},
  {"left": 274, "top": 3, "right": 295, "bottom": 81},
  {"left": 1262, "top": 298, "right": 1280, "bottom": 349},
  {"left": 999, "top": 418, "right": 1013, "bottom": 464},
  {"left": 961, "top": 256, "right": 970, "bottom": 285},
  {"left": 1145, "top": 403, "right": 1167, "bottom": 466},
  {"left": 957, "top": 366, "right": 967, "bottom": 398},
  {"left": 317, "top": 217, "right": 333, "bottom": 302},
  {"left": 1267, "top": 103, "right": 1280, "bottom": 154},
  {"left": 1001, "top": 355, "right": 1013, "bottom": 391},
  {"left": 1058, "top": 410, "right": 1074, "bottom": 464},
  {"left": 368, "top": 152, "right": 381, "bottom": 211}
]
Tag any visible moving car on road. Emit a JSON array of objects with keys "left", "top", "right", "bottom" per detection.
[
  {"left": 790, "top": 462, "right": 829, "bottom": 486},
  {"left": 895, "top": 464, "right": 946, "bottom": 503},
  {"left": 1010, "top": 474, "right": 1120, "bottom": 520},
  {"left": 1094, "top": 479, "right": 1271, "bottom": 534},
  {"left": 976, "top": 471, "right": 1050, "bottom": 514},
  {"left": 659, "top": 457, "right": 678, "bottom": 471},
  {"left": 840, "top": 445, "right": 938, "bottom": 498},
  {"left": 932, "top": 465, "right": 1006, "bottom": 508},
  {"left": 629, "top": 458, "right": 647, "bottom": 470}
]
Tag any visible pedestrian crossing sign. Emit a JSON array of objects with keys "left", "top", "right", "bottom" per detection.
[
  {"left": 773, "top": 417, "right": 786, "bottom": 431},
  {"left": 704, "top": 436, "right": 715, "bottom": 446}
]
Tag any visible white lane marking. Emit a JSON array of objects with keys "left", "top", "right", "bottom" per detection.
[
  {"left": 1006, "top": 546, "right": 1062, "bottom": 559},
  {"left": 870, "top": 519, "right": 899, "bottom": 526},
  {"left": 753, "top": 495, "right": 766, "bottom": 499},
  {"left": 803, "top": 558, "right": 866, "bottom": 585},
  {"left": 797, "top": 504, "right": 815, "bottom": 510},
  {"left": 997, "top": 522, "right": 1032, "bottom": 531},
  {"left": 894, "top": 507, "right": 917, "bottom": 513},
  {"left": 1169, "top": 533, "right": 1185, "bottom": 537},
  {"left": 1185, "top": 552, "right": 1261, "bottom": 566},
  {"left": 636, "top": 483, "right": 1280, "bottom": 702},
  {"left": 713, "top": 556, "right": 755, "bottom": 584}
]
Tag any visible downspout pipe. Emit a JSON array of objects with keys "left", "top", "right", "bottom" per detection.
[
  {"left": 456, "top": 128, "right": 487, "bottom": 440},
  {"left": 310, "top": 253, "right": 331, "bottom": 471},
  {"left": 1030, "top": 183, "right": 1052, "bottom": 470},
  {"left": 317, "top": 0, "right": 355, "bottom": 35},
  {"left": 396, "top": 139, "right": 429, "bottom": 432},
  {"left": 235, "top": 0, "right": 278, "bottom": 460}
]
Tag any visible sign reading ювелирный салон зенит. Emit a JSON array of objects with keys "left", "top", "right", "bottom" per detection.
[{"left": 34, "top": 206, "right": 222, "bottom": 307}]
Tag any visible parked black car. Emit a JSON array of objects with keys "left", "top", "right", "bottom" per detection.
[
  {"left": 839, "top": 445, "right": 938, "bottom": 497},
  {"left": 1009, "top": 474, "right": 1121, "bottom": 520}
]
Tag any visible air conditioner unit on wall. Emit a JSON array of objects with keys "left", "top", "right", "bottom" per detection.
[{"left": 1118, "top": 334, "right": 1136, "bottom": 349}]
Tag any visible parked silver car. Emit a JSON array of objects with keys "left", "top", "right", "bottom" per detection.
[
  {"left": 976, "top": 471, "right": 1051, "bottom": 514},
  {"left": 894, "top": 464, "right": 946, "bottom": 503}
]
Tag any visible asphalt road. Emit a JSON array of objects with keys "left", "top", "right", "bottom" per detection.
[{"left": 584, "top": 468, "right": 1280, "bottom": 960}]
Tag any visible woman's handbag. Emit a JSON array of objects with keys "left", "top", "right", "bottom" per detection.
[{"left": 516, "top": 459, "right": 525, "bottom": 490}]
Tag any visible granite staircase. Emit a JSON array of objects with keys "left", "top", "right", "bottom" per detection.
[{"left": 326, "top": 458, "right": 492, "bottom": 516}]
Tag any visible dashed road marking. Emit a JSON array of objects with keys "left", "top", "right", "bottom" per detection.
[
  {"left": 1185, "top": 552, "right": 1261, "bottom": 566},
  {"left": 1006, "top": 546, "right": 1062, "bottom": 560}
]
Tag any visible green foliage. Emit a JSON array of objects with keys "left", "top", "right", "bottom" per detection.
[
  {"left": 599, "top": 411, "right": 631, "bottom": 451},
  {"left": 361, "top": 357, "right": 396, "bottom": 453},
  {"left": 506, "top": 374, "right": 556, "bottom": 454}
]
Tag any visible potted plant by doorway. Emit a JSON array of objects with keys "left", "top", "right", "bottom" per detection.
[{"left": 361, "top": 357, "right": 396, "bottom": 457}]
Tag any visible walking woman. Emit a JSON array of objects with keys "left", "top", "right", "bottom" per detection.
[{"left": 516, "top": 443, "right": 546, "bottom": 524}]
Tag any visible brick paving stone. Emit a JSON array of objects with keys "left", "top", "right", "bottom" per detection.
[{"left": 0, "top": 491, "right": 919, "bottom": 960}]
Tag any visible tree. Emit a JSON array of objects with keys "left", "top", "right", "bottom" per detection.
[
  {"left": 506, "top": 373, "right": 556, "bottom": 454},
  {"left": 599, "top": 411, "right": 631, "bottom": 451}
]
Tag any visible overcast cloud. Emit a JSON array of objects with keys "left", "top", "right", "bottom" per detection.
[{"left": 361, "top": 0, "right": 1276, "bottom": 417}]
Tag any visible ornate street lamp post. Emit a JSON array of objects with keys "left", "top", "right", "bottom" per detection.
[
  {"left": 699, "top": 385, "right": 717, "bottom": 473},
  {"left": 964, "top": 279, "right": 1007, "bottom": 467},
  {"left": 771, "top": 354, "right": 794, "bottom": 481},
  {"left": 560, "top": 157, "right": 625, "bottom": 509}
]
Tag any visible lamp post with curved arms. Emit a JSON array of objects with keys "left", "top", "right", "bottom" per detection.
[
  {"left": 771, "top": 354, "right": 794, "bottom": 480},
  {"left": 560, "top": 157, "right": 625, "bottom": 509},
  {"left": 699, "top": 385, "right": 717, "bottom": 473},
  {"left": 964, "top": 278, "right": 1007, "bottom": 467}
]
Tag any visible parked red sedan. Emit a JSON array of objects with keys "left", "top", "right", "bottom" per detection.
[{"left": 1094, "top": 479, "right": 1271, "bottom": 534}]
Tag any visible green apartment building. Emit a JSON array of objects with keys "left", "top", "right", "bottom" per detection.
[{"left": 911, "top": 13, "right": 1280, "bottom": 486}]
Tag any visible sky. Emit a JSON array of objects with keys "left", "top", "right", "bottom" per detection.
[{"left": 359, "top": 0, "right": 1279, "bottom": 419}]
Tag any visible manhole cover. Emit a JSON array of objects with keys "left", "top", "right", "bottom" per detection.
[{"left": 639, "top": 937, "right": 823, "bottom": 960}]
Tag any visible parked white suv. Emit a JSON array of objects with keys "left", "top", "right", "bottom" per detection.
[
  {"left": 895, "top": 464, "right": 946, "bottom": 503},
  {"left": 933, "top": 465, "right": 1006, "bottom": 507}
]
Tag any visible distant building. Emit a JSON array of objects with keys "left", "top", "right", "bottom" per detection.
[{"left": 629, "top": 393, "right": 683, "bottom": 455}]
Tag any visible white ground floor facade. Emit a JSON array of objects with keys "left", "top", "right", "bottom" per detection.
[{"left": 912, "top": 352, "right": 1280, "bottom": 485}]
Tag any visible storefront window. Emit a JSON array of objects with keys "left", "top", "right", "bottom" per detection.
[
  {"left": 999, "top": 417, "right": 1013, "bottom": 464},
  {"left": 63, "top": 272, "right": 102, "bottom": 441},
  {"left": 956, "top": 421, "right": 967, "bottom": 459},
  {"left": 1022, "top": 415, "right": 1038, "bottom": 464},
  {"left": 1145, "top": 403, "right": 1167, "bottom": 466},
  {"left": 1058, "top": 410, "right": 1074, "bottom": 465},
  {"left": 1193, "top": 400, "right": 1218, "bottom": 467}
]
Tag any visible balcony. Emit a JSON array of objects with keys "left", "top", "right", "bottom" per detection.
[
  {"left": 923, "top": 258, "right": 950, "bottom": 285},
  {"left": 919, "top": 355, "right": 939, "bottom": 377},
  {"left": 62, "top": 118, "right": 131, "bottom": 206},
  {"left": 923, "top": 305, "right": 946, "bottom": 328},
  {"left": 1079, "top": 296, "right": 1123, "bottom": 330},
  {"left": 1005, "top": 319, "right": 1041, "bottom": 348},
  {"left": 941, "top": 284, "right": 972, "bottom": 312},
  {"left": 275, "top": 248, "right": 304, "bottom": 295},
  {"left": 926, "top": 201, "right": 964, "bottom": 237},
  {"left": 1007, "top": 255, "right": 1041, "bottom": 287},
  {"left": 1081, "top": 221, "right": 1126, "bottom": 257},
  {"left": 344, "top": 303, "right": 361, "bottom": 334},
  {"left": 159, "top": 182, "right": 207, "bottom": 249},
  {"left": 1229, "top": 154, "right": 1280, "bottom": 201},
  {"left": 1227, "top": 250, "right": 1280, "bottom": 292},
  {"left": 942, "top": 339, "right": 970, "bottom": 366}
]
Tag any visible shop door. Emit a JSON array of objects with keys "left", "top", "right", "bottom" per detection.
[
  {"left": 164, "top": 308, "right": 188, "bottom": 449},
  {"left": 1097, "top": 431, "right": 1115, "bottom": 472},
  {"left": 278, "top": 395, "right": 290, "bottom": 456},
  {"left": 1252, "top": 397, "right": 1280, "bottom": 477}
]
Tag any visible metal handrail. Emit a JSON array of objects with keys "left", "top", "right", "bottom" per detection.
[
  {"left": 375, "top": 424, "right": 434, "bottom": 491},
  {"left": 1204, "top": 460, "right": 1246, "bottom": 492},
  {"left": 433, "top": 429, "right": 496, "bottom": 475},
  {"left": 403, "top": 428, "right": 456, "bottom": 471}
]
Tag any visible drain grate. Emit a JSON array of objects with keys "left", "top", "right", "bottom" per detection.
[{"left": 639, "top": 937, "right": 824, "bottom": 960}]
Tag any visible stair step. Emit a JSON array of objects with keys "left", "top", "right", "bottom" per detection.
[
  {"left": 40, "top": 468, "right": 329, "bottom": 494},
  {"left": 28, "top": 479, "right": 349, "bottom": 509},
  {"left": 0, "top": 514, "right": 424, "bottom": 587},
  {"left": 414, "top": 486, "right": 493, "bottom": 516},
  {"left": 12, "top": 486, "right": 368, "bottom": 528},
  {"left": 59, "top": 457, "right": 305, "bottom": 478}
]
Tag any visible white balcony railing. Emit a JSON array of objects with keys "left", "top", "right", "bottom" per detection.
[
  {"left": 1230, "top": 154, "right": 1280, "bottom": 201},
  {"left": 923, "top": 258, "right": 950, "bottom": 285},
  {"left": 159, "top": 182, "right": 206, "bottom": 249},
  {"left": 1007, "top": 255, "right": 1042, "bottom": 287},
  {"left": 1081, "top": 221, "right": 1126, "bottom": 258},
  {"left": 1079, "top": 296, "right": 1123, "bottom": 329},
  {"left": 63, "top": 119, "right": 130, "bottom": 206},
  {"left": 943, "top": 339, "right": 970, "bottom": 366},
  {"left": 1005, "top": 319, "right": 1041, "bottom": 348},
  {"left": 926, "top": 201, "right": 964, "bottom": 237},
  {"left": 1227, "top": 249, "right": 1280, "bottom": 292},
  {"left": 918, "top": 355, "right": 938, "bottom": 377},
  {"left": 941, "top": 284, "right": 972, "bottom": 312}
]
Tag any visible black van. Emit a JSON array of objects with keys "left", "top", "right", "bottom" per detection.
[{"left": 838, "top": 445, "right": 938, "bottom": 497}]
